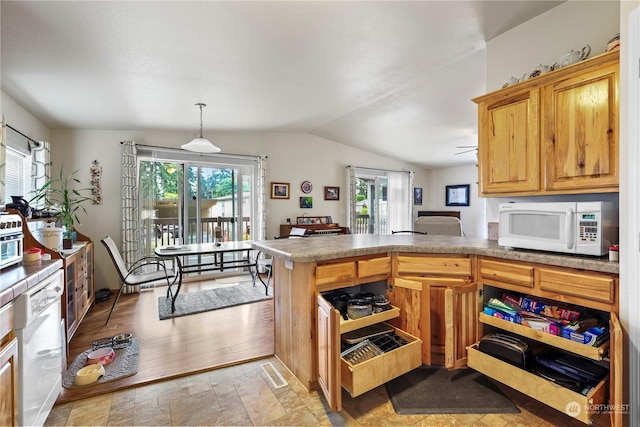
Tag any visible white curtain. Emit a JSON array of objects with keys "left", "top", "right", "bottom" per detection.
[
  {"left": 387, "top": 171, "right": 412, "bottom": 232},
  {"left": 29, "top": 140, "right": 51, "bottom": 209},
  {"left": 257, "top": 156, "right": 267, "bottom": 240},
  {"left": 347, "top": 165, "right": 357, "bottom": 231},
  {"left": 121, "top": 140, "right": 140, "bottom": 294},
  {"left": 0, "top": 116, "right": 5, "bottom": 204}
]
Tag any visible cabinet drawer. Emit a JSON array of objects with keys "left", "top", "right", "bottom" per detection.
[
  {"left": 0, "top": 303, "right": 13, "bottom": 339},
  {"left": 358, "top": 256, "right": 390, "bottom": 278},
  {"left": 396, "top": 255, "right": 471, "bottom": 277},
  {"left": 468, "top": 345, "right": 607, "bottom": 425},
  {"left": 341, "top": 326, "right": 421, "bottom": 398},
  {"left": 316, "top": 262, "right": 356, "bottom": 286},
  {"left": 538, "top": 268, "right": 615, "bottom": 307},
  {"left": 479, "top": 259, "right": 534, "bottom": 291}
]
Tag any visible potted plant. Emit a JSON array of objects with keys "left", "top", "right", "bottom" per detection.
[{"left": 30, "top": 166, "right": 92, "bottom": 249}]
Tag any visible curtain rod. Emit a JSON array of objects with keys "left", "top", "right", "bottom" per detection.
[
  {"left": 122, "top": 141, "right": 261, "bottom": 161},
  {"left": 7, "top": 124, "right": 38, "bottom": 145},
  {"left": 347, "top": 165, "right": 411, "bottom": 174}
]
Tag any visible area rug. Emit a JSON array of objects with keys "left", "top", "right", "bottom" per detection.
[
  {"left": 158, "top": 280, "right": 272, "bottom": 320},
  {"left": 62, "top": 338, "right": 141, "bottom": 389},
  {"left": 385, "top": 365, "right": 520, "bottom": 415}
]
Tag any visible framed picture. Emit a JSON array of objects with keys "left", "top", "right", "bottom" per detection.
[
  {"left": 445, "top": 184, "right": 470, "bottom": 206},
  {"left": 413, "top": 187, "right": 423, "bottom": 205},
  {"left": 271, "top": 182, "right": 290, "bottom": 199},
  {"left": 324, "top": 186, "right": 340, "bottom": 200},
  {"left": 299, "top": 196, "right": 313, "bottom": 208}
]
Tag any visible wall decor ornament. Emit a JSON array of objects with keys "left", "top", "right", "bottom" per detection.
[
  {"left": 324, "top": 186, "right": 339, "bottom": 200},
  {"left": 90, "top": 160, "right": 102, "bottom": 204},
  {"left": 414, "top": 187, "right": 423, "bottom": 205},
  {"left": 299, "top": 196, "right": 313, "bottom": 208},
  {"left": 271, "top": 182, "right": 290, "bottom": 199},
  {"left": 301, "top": 180, "right": 312, "bottom": 194},
  {"left": 445, "top": 184, "right": 470, "bottom": 206}
]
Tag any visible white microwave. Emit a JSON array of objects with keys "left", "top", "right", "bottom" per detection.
[{"left": 498, "top": 202, "right": 618, "bottom": 256}]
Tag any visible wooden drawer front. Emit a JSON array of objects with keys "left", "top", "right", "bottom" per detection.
[
  {"left": 341, "top": 326, "right": 421, "bottom": 398},
  {"left": 77, "top": 248, "right": 87, "bottom": 276},
  {"left": 538, "top": 268, "right": 615, "bottom": 306},
  {"left": 397, "top": 255, "right": 471, "bottom": 277},
  {"left": 468, "top": 345, "right": 607, "bottom": 425},
  {"left": 316, "top": 262, "right": 356, "bottom": 286},
  {"left": 479, "top": 259, "right": 534, "bottom": 291},
  {"left": 357, "top": 256, "right": 390, "bottom": 278}
]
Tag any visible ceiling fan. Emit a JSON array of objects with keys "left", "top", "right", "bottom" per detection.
[{"left": 455, "top": 145, "right": 478, "bottom": 156}]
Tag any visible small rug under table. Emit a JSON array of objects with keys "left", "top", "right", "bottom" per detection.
[
  {"left": 158, "top": 280, "right": 272, "bottom": 320},
  {"left": 385, "top": 365, "right": 520, "bottom": 415},
  {"left": 62, "top": 338, "right": 140, "bottom": 389}
]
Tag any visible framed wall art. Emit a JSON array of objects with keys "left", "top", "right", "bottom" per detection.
[
  {"left": 413, "top": 187, "right": 423, "bottom": 205},
  {"left": 324, "top": 186, "right": 339, "bottom": 200},
  {"left": 300, "top": 196, "right": 313, "bottom": 208},
  {"left": 445, "top": 184, "right": 470, "bottom": 206},
  {"left": 271, "top": 182, "right": 290, "bottom": 199}
]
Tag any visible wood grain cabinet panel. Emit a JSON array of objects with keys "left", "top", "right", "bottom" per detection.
[
  {"left": 316, "top": 262, "right": 356, "bottom": 286},
  {"left": 476, "top": 88, "right": 541, "bottom": 195},
  {"left": 543, "top": 62, "right": 618, "bottom": 192},
  {"left": 537, "top": 267, "right": 616, "bottom": 310},
  {"left": 396, "top": 255, "right": 472, "bottom": 277},
  {"left": 357, "top": 256, "right": 390, "bottom": 278},
  {"left": 473, "top": 50, "right": 619, "bottom": 196},
  {"left": 479, "top": 258, "right": 535, "bottom": 292}
]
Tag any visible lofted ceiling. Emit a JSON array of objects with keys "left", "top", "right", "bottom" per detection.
[{"left": 1, "top": 1, "right": 564, "bottom": 169}]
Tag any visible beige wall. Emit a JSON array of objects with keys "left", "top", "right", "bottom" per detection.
[{"left": 45, "top": 129, "right": 428, "bottom": 290}]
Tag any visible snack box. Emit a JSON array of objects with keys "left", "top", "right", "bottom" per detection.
[
  {"left": 503, "top": 293, "right": 580, "bottom": 321},
  {"left": 483, "top": 305, "right": 523, "bottom": 324}
]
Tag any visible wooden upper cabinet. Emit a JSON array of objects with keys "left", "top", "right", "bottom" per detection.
[
  {"left": 473, "top": 50, "right": 619, "bottom": 197},
  {"left": 476, "top": 87, "right": 541, "bottom": 195},
  {"left": 542, "top": 61, "right": 619, "bottom": 192}
]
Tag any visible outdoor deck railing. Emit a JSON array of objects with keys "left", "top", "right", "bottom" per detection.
[{"left": 147, "top": 216, "right": 250, "bottom": 247}]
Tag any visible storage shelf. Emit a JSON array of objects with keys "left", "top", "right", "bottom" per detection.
[
  {"left": 479, "top": 313, "right": 607, "bottom": 361},
  {"left": 339, "top": 306, "right": 400, "bottom": 334}
]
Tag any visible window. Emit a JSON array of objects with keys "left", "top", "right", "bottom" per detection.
[{"left": 4, "top": 144, "right": 31, "bottom": 205}]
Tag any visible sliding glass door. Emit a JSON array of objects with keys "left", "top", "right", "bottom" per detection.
[
  {"left": 348, "top": 166, "right": 412, "bottom": 234},
  {"left": 137, "top": 147, "right": 261, "bottom": 278}
]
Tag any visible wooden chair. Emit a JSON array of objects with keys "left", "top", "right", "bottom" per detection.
[{"left": 101, "top": 236, "right": 178, "bottom": 324}]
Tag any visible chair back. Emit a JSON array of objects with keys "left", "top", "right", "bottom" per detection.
[
  {"left": 413, "top": 216, "right": 463, "bottom": 236},
  {"left": 101, "top": 236, "right": 130, "bottom": 282}
]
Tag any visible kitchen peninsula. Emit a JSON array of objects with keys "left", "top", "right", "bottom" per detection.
[{"left": 252, "top": 234, "right": 622, "bottom": 424}]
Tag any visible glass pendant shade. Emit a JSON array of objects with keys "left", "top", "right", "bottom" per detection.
[
  {"left": 181, "top": 103, "right": 221, "bottom": 153},
  {"left": 181, "top": 137, "right": 221, "bottom": 153}
]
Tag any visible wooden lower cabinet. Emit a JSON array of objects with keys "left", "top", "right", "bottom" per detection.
[
  {"left": 0, "top": 304, "right": 18, "bottom": 427},
  {"left": 468, "top": 257, "right": 623, "bottom": 426},
  {"left": 316, "top": 294, "right": 421, "bottom": 412}
]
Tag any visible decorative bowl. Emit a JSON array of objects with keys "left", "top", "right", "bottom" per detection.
[
  {"left": 74, "top": 364, "right": 105, "bottom": 386},
  {"left": 86, "top": 347, "right": 115, "bottom": 366}
]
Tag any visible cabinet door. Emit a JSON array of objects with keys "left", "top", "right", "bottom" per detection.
[
  {"left": 388, "top": 278, "right": 430, "bottom": 365},
  {"left": 316, "top": 295, "right": 341, "bottom": 412},
  {"left": 477, "top": 88, "right": 540, "bottom": 195},
  {"left": 0, "top": 338, "right": 18, "bottom": 427},
  {"left": 86, "top": 242, "right": 94, "bottom": 304},
  {"left": 543, "top": 63, "right": 618, "bottom": 192},
  {"left": 444, "top": 282, "right": 481, "bottom": 369},
  {"left": 64, "top": 254, "right": 77, "bottom": 337},
  {"left": 609, "top": 312, "right": 623, "bottom": 427}
]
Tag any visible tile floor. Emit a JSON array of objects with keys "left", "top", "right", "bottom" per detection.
[{"left": 45, "top": 356, "right": 591, "bottom": 427}]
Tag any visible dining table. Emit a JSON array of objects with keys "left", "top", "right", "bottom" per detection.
[{"left": 154, "top": 241, "right": 263, "bottom": 313}]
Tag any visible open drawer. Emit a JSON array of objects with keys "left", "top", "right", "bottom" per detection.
[
  {"left": 341, "top": 325, "right": 421, "bottom": 398},
  {"left": 467, "top": 344, "right": 608, "bottom": 424}
]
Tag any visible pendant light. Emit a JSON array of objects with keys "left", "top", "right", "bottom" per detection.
[{"left": 181, "top": 103, "right": 221, "bottom": 153}]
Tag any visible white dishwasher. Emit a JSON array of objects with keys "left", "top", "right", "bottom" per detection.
[{"left": 13, "top": 269, "right": 64, "bottom": 427}]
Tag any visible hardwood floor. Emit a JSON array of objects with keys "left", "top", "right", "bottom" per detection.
[{"left": 57, "top": 274, "right": 274, "bottom": 403}]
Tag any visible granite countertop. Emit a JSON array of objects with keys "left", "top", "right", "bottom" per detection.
[
  {"left": 0, "top": 259, "right": 64, "bottom": 307},
  {"left": 252, "top": 234, "right": 619, "bottom": 274}
]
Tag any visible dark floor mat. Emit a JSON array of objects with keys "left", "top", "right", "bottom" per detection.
[{"left": 385, "top": 365, "right": 520, "bottom": 415}]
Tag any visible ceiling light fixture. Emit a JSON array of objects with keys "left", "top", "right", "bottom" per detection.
[{"left": 181, "top": 103, "right": 221, "bottom": 153}]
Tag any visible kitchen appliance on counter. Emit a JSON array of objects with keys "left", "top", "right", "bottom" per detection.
[
  {"left": 0, "top": 212, "right": 24, "bottom": 269},
  {"left": 498, "top": 202, "right": 617, "bottom": 256}
]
